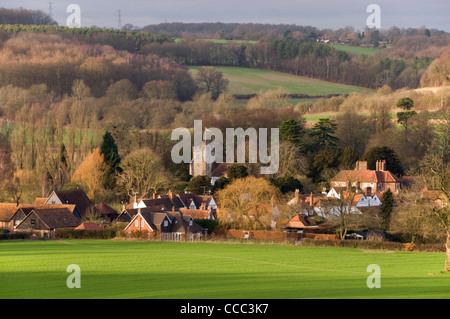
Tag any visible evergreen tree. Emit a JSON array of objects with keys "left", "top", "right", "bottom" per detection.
[
  {"left": 228, "top": 164, "right": 249, "bottom": 180},
  {"left": 380, "top": 189, "right": 394, "bottom": 232},
  {"left": 309, "top": 118, "right": 339, "bottom": 151},
  {"left": 279, "top": 118, "right": 305, "bottom": 152},
  {"left": 100, "top": 131, "right": 121, "bottom": 189},
  {"left": 361, "top": 146, "right": 404, "bottom": 176}
]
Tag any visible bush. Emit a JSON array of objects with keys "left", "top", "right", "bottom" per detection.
[
  {"left": 0, "top": 232, "right": 31, "bottom": 240},
  {"left": 55, "top": 229, "right": 117, "bottom": 239},
  {"left": 194, "top": 219, "right": 219, "bottom": 234}
]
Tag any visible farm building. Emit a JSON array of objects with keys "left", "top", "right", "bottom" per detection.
[
  {"left": 15, "top": 208, "right": 81, "bottom": 238},
  {"left": 0, "top": 203, "right": 77, "bottom": 230}
]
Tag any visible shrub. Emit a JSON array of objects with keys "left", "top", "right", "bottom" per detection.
[
  {"left": 55, "top": 229, "right": 117, "bottom": 239},
  {"left": 0, "top": 232, "right": 31, "bottom": 240},
  {"left": 194, "top": 219, "right": 219, "bottom": 234}
]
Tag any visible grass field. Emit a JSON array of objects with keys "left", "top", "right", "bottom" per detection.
[
  {"left": 174, "top": 38, "right": 258, "bottom": 44},
  {"left": 329, "top": 44, "right": 383, "bottom": 56},
  {"left": 189, "top": 66, "right": 375, "bottom": 97},
  {"left": 1, "top": 240, "right": 449, "bottom": 299}
]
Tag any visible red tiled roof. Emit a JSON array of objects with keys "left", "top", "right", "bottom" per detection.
[
  {"left": 331, "top": 170, "right": 400, "bottom": 183},
  {"left": 33, "top": 198, "right": 47, "bottom": 205},
  {"left": 95, "top": 202, "right": 118, "bottom": 216},
  {"left": 285, "top": 214, "right": 318, "bottom": 229},
  {"left": 179, "top": 208, "right": 213, "bottom": 219},
  {"left": 75, "top": 222, "right": 102, "bottom": 230}
]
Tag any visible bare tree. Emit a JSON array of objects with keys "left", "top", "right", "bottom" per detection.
[
  {"left": 118, "top": 148, "right": 171, "bottom": 200},
  {"left": 195, "top": 66, "right": 229, "bottom": 99}
]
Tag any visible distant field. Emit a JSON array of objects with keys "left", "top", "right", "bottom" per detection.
[
  {"left": 1, "top": 240, "right": 449, "bottom": 299},
  {"left": 175, "top": 38, "right": 257, "bottom": 44},
  {"left": 303, "top": 113, "right": 334, "bottom": 122},
  {"left": 329, "top": 44, "right": 382, "bottom": 56},
  {"left": 189, "top": 66, "right": 375, "bottom": 96}
]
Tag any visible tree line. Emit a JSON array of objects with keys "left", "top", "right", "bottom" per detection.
[
  {"left": 143, "top": 38, "right": 432, "bottom": 90},
  {"left": 0, "top": 7, "right": 57, "bottom": 26},
  {"left": 0, "top": 32, "right": 194, "bottom": 100}
]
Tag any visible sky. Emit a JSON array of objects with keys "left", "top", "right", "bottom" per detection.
[{"left": 2, "top": 0, "right": 449, "bottom": 32}]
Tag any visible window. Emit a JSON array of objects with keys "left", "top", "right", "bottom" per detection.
[
  {"left": 135, "top": 220, "right": 138, "bottom": 227},
  {"left": 141, "top": 220, "right": 144, "bottom": 228},
  {"left": 164, "top": 220, "right": 168, "bottom": 227},
  {"left": 30, "top": 219, "right": 36, "bottom": 225},
  {"left": 189, "top": 220, "right": 193, "bottom": 226},
  {"left": 377, "top": 182, "right": 382, "bottom": 192}
]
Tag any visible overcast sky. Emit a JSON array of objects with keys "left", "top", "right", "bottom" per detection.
[{"left": 2, "top": 0, "right": 449, "bottom": 32}]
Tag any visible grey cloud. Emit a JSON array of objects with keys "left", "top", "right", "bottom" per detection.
[{"left": 1, "top": 0, "right": 448, "bottom": 31}]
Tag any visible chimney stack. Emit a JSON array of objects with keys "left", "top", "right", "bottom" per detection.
[
  {"left": 133, "top": 193, "right": 138, "bottom": 209},
  {"left": 294, "top": 189, "right": 300, "bottom": 204},
  {"left": 310, "top": 192, "right": 313, "bottom": 207},
  {"left": 355, "top": 161, "right": 367, "bottom": 171},
  {"left": 375, "top": 160, "right": 386, "bottom": 171}
]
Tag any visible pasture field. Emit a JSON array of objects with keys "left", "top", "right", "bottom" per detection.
[
  {"left": 188, "top": 66, "right": 375, "bottom": 96},
  {"left": 329, "top": 44, "right": 383, "bottom": 56},
  {"left": 1, "top": 240, "right": 449, "bottom": 299}
]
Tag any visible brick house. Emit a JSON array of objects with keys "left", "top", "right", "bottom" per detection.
[
  {"left": 285, "top": 214, "right": 319, "bottom": 231},
  {"left": 330, "top": 160, "right": 401, "bottom": 195},
  {"left": 124, "top": 209, "right": 207, "bottom": 241},
  {"left": 15, "top": 208, "right": 81, "bottom": 238},
  {"left": 0, "top": 203, "right": 77, "bottom": 230},
  {"left": 45, "top": 189, "right": 94, "bottom": 220}
]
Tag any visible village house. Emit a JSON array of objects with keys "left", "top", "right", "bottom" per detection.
[
  {"left": 0, "top": 204, "right": 30, "bottom": 229},
  {"left": 123, "top": 208, "right": 207, "bottom": 241},
  {"left": 284, "top": 213, "right": 319, "bottom": 232},
  {"left": 94, "top": 202, "right": 119, "bottom": 224},
  {"left": 45, "top": 189, "right": 94, "bottom": 220},
  {"left": 287, "top": 189, "right": 363, "bottom": 217},
  {"left": 179, "top": 207, "right": 216, "bottom": 220},
  {"left": 0, "top": 203, "right": 78, "bottom": 230},
  {"left": 420, "top": 186, "right": 449, "bottom": 208},
  {"left": 15, "top": 208, "right": 81, "bottom": 238},
  {"left": 327, "top": 187, "right": 383, "bottom": 207},
  {"left": 129, "top": 190, "right": 217, "bottom": 216},
  {"left": 330, "top": 160, "right": 401, "bottom": 195}
]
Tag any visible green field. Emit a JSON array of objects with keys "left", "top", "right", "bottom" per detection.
[
  {"left": 1, "top": 240, "right": 449, "bottom": 299},
  {"left": 175, "top": 38, "right": 258, "bottom": 44},
  {"left": 329, "top": 44, "right": 383, "bottom": 56},
  {"left": 189, "top": 66, "right": 375, "bottom": 96}
]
